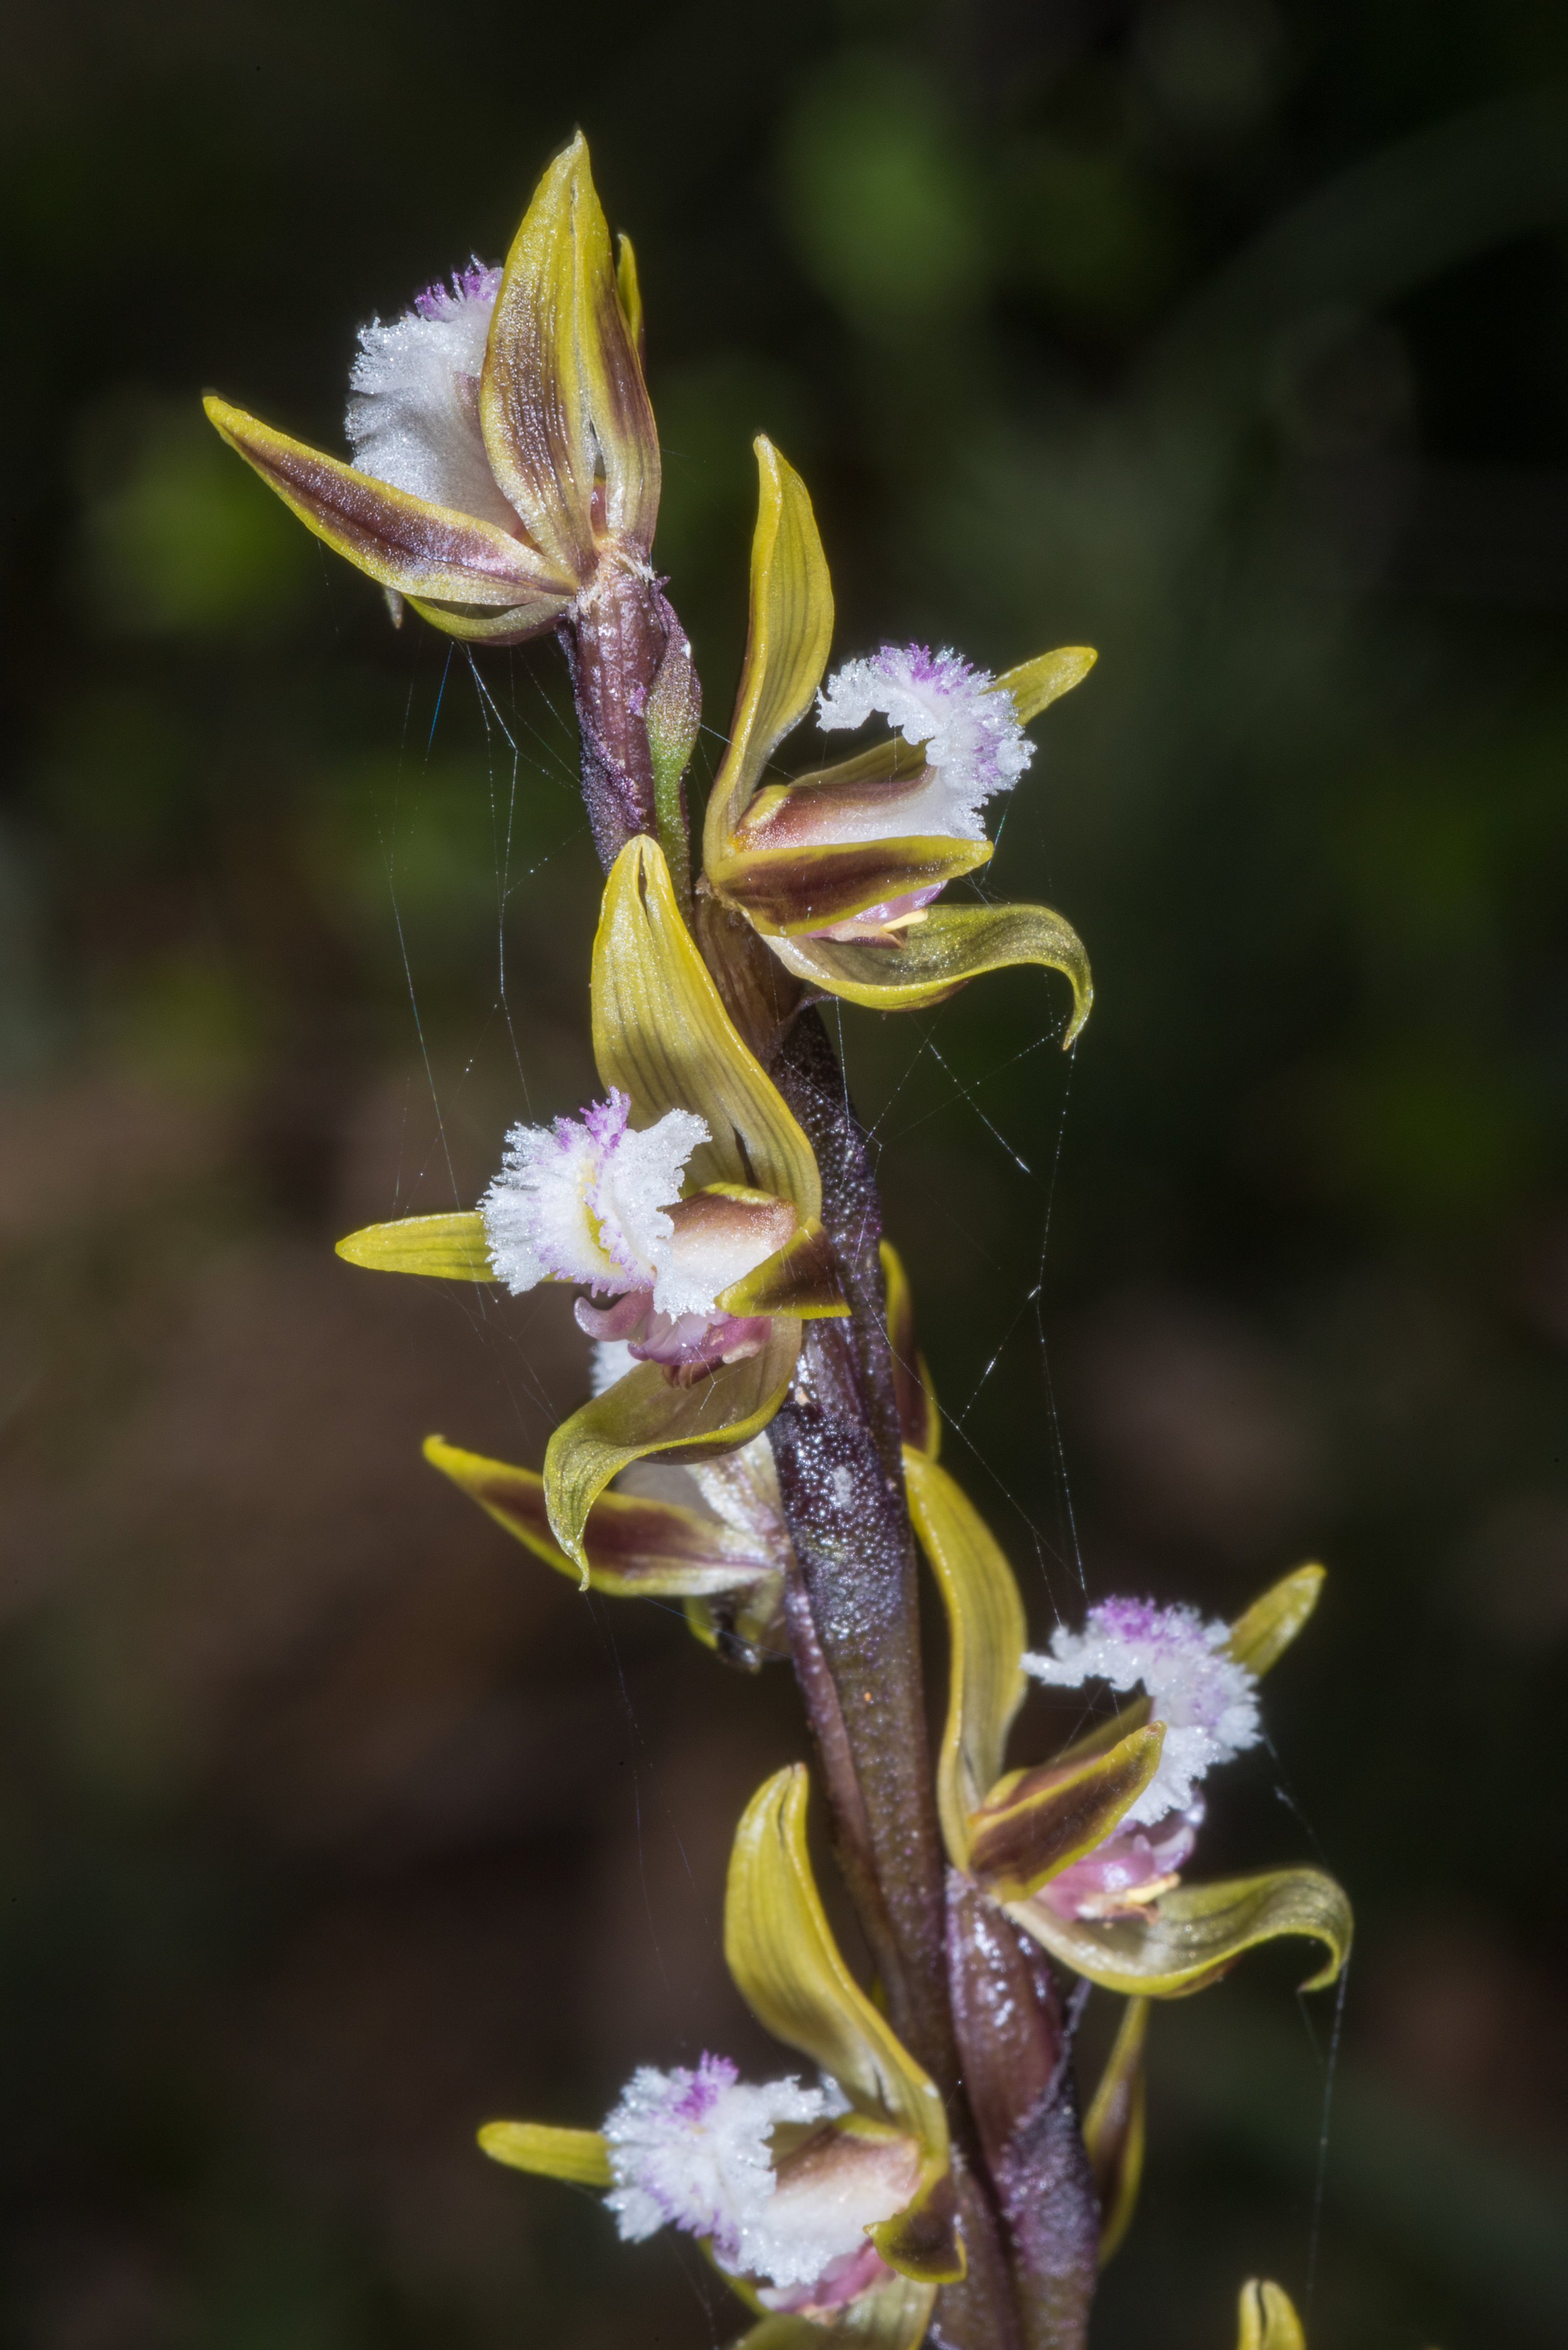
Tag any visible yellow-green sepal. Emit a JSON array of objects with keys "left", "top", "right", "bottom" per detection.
[
  {"left": 714, "top": 1217, "right": 847, "bottom": 1319},
  {"left": 480, "top": 132, "right": 659, "bottom": 579},
  {"left": 965, "top": 1726, "right": 1167, "bottom": 1901},
  {"left": 400, "top": 593, "right": 574, "bottom": 646},
  {"left": 702, "top": 440, "right": 834, "bottom": 867},
  {"left": 725, "top": 1767, "right": 962, "bottom": 2285},
  {"left": 593, "top": 837, "right": 821, "bottom": 1219},
  {"left": 1083, "top": 1997, "right": 1148, "bottom": 2267},
  {"left": 994, "top": 646, "right": 1097, "bottom": 722},
  {"left": 1228, "top": 1564, "right": 1325, "bottom": 1676},
  {"left": 903, "top": 1448, "right": 1027, "bottom": 1869},
  {"left": 712, "top": 834, "right": 992, "bottom": 938},
  {"left": 615, "top": 231, "right": 644, "bottom": 364},
  {"left": 1236, "top": 2280, "right": 1307, "bottom": 2350},
  {"left": 766, "top": 902, "right": 1093, "bottom": 1043},
  {"left": 1007, "top": 1864, "right": 1353, "bottom": 1998},
  {"left": 201, "top": 396, "right": 575, "bottom": 617},
  {"left": 544, "top": 1321, "right": 800, "bottom": 1583},
  {"left": 423, "top": 1435, "right": 775, "bottom": 1596},
  {"left": 477, "top": 2121, "right": 612, "bottom": 2188},
  {"left": 335, "top": 1211, "right": 495, "bottom": 1280}
]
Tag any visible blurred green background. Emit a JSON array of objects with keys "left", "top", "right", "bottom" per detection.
[{"left": 4, "top": 3, "right": 1567, "bottom": 2346}]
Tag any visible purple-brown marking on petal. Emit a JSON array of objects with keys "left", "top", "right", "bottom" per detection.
[
  {"left": 967, "top": 1728, "right": 1166, "bottom": 1901},
  {"left": 203, "top": 397, "right": 575, "bottom": 607}
]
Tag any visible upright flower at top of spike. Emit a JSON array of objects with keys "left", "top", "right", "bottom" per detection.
[
  {"left": 699, "top": 438, "right": 1097, "bottom": 1029},
  {"left": 203, "top": 136, "right": 699, "bottom": 871}
]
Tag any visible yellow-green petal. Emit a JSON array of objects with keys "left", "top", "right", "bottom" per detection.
[
  {"left": 766, "top": 901, "right": 1093, "bottom": 1044},
  {"left": 1236, "top": 2280, "right": 1307, "bottom": 2350},
  {"left": 477, "top": 2121, "right": 612, "bottom": 2188},
  {"left": 544, "top": 1322, "right": 800, "bottom": 1583},
  {"left": 904, "top": 1449, "right": 1027, "bottom": 1869},
  {"left": 335, "top": 1212, "right": 495, "bottom": 1280},
  {"left": 726, "top": 1770, "right": 961, "bottom": 2287},
  {"left": 1083, "top": 1997, "right": 1148, "bottom": 2267},
  {"left": 702, "top": 440, "right": 833, "bottom": 865},
  {"left": 482, "top": 134, "right": 659, "bottom": 578},
  {"left": 592, "top": 837, "right": 820, "bottom": 1218},
  {"left": 1007, "top": 1866, "right": 1353, "bottom": 1999},
  {"left": 967, "top": 1725, "right": 1166, "bottom": 1901},
  {"left": 1227, "top": 1563, "right": 1325, "bottom": 1677},
  {"left": 203, "top": 396, "right": 576, "bottom": 614},
  {"left": 423, "top": 1435, "right": 775, "bottom": 1596},
  {"left": 879, "top": 1241, "right": 940, "bottom": 1460}
]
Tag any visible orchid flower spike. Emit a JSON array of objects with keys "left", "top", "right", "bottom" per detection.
[
  {"left": 478, "top": 1768, "right": 961, "bottom": 2350},
  {"left": 699, "top": 438, "right": 1096, "bottom": 1030},
  {"left": 202, "top": 135, "right": 659, "bottom": 646},
  {"left": 332, "top": 837, "right": 847, "bottom": 1580}
]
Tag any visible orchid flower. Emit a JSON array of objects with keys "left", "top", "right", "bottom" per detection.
[
  {"left": 204, "top": 135, "right": 654, "bottom": 648},
  {"left": 420, "top": 1417, "right": 793, "bottom": 1671},
  {"left": 479, "top": 1766, "right": 961, "bottom": 2349},
  {"left": 334, "top": 836, "right": 847, "bottom": 1577},
  {"left": 909, "top": 1440, "right": 1350, "bottom": 1999},
  {"left": 204, "top": 137, "right": 699, "bottom": 873},
  {"left": 698, "top": 440, "right": 1096, "bottom": 1029},
  {"left": 907, "top": 1437, "right": 1349, "bottom": 2266}
]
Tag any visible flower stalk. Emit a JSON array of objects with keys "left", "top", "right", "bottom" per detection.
[{"left": 210, "top": 132, "right": 1357, "bottom": 2350}]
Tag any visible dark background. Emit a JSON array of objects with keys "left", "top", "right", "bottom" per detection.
[{"left": 4, "top": 3, "right": 1567, "bottom": 2346}]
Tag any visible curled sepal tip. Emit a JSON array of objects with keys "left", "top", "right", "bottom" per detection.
[
  {"left": 1236, "top": 2280, "right": 1307, "bottom": 2350},
  {"left": 423, "top": 1435, "right": 776, "bottom": 1597},
  {"left": 1007, "top": 1865, "right": 1353, "bottom": 1999},
  {"left": 336, "top": 1211, "right": 494, "bottom": 1280},
  {"left": 766, "top": 902, "right": 1093, "bottom": 1044},
  {"left": 725, "top": 1767, "right": 963, "bottom": 2285},
  {"left": 1083, "top": 1997, "right": 1148, "bottom": 2268},
  {"left": 477, "top": 2121, "right": 612, "bottom": 2188},
  {"left": 593, "top": 837, "right": 821, "bottom": 1220},
  {"left": 544, "top": 1321, "right": 800, "bottom": 1583}
]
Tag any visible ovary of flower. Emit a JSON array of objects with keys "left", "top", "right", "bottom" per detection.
[
  {"left": 346, "top": 263, "right": 515, "bottom": 530},
  {"left": 481, "top": 1091, "right": 707, "bottom": 1302},
  {"left": 1024, "top": 1598, "right": 1262, "bottom": 1829},
  {"left": 602, "top": 2056, "right": 911, "bottom": 2299},
  {"left": 813, "top": 643, "right": 1034, "bottom": 846}
]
